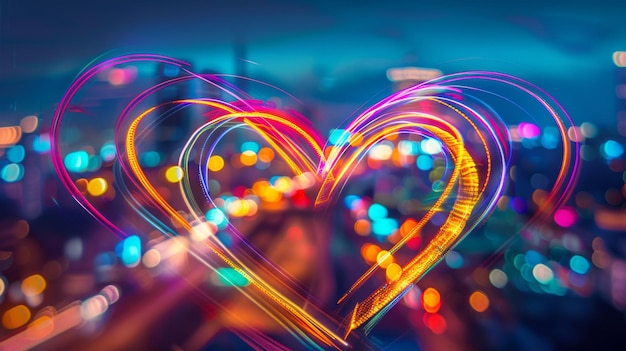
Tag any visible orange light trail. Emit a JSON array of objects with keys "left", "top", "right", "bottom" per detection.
[
  {"left": 330, "top": 116, "right": 479, "bottom": 307},
  {"left": 345, "top": 125, "right": 479, "bottom": 334},
  {"left": 124, "top": 99, "right": 347, "bottom": 349}
]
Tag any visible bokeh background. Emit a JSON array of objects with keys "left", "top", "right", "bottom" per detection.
[{"left": 1, "top": 1, "right": 626, "bottom": 350}]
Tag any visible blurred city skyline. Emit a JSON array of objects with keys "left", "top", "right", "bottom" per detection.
[{"left": 1, "top": 2, "right": 626, "bottom": 349}]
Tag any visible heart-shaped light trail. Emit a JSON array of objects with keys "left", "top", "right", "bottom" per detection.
[{"left": 52, "top": 54, "right": 580, "bottom": 350}]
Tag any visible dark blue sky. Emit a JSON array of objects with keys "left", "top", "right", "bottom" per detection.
[{"left": 1, "top": 0, "right": 625, "bottom": 127}]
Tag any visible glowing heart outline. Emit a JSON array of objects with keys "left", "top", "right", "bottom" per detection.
[
  {"left": 123, "top": 97, "right": 479, "bottom": 339},
  {"left": 51, "top": 54, "right": 580, "bottom": 350}
]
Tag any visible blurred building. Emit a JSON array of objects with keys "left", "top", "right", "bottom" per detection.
[
  {"left": 154, "top": 63, "right": 190, "bottom": 158},
  {"left": 615, "top": 52, "right": 626, "bottom": 137}
]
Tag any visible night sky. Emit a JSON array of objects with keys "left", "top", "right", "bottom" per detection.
[{"left": 0, "top": 0, "right": 625, "bottom": 127}]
